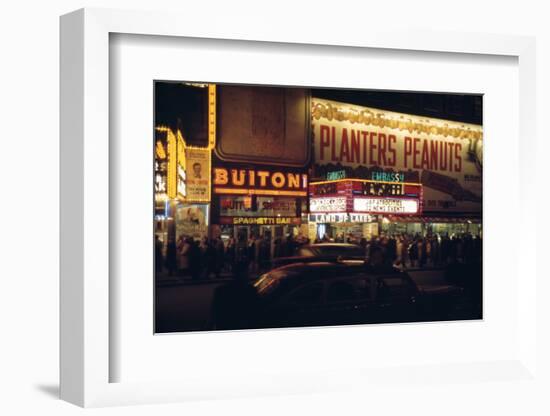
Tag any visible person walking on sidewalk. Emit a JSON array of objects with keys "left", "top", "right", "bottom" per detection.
[
  {"left": 234, "top": 233, "right": 250, "bottom": 280},
  {"left": 155, "top": 235, "right": 164, "bottom": 275},
  {"left": 165, "top": 238, "right": 177, "bottom": 276},
  {"left": 247, "top": 235, "right": 257, "bottom": 273},
  {"left": 177, "top": 237, "right": 192, "bottom": 279},
  {"left": 258, "top": 236, "right": 270, "bottom": 272},
  {"left": 188, "top": 239, "right": 201, "bottom": 281},
  {"left": 202, "top": 238, "right": 218, "bottom": 280},
  {"left": 225, "top": 237, "right": 236, "bottom": 273},
  {"left": 214, "top": 237, "right": 225, "bottom": 278}
]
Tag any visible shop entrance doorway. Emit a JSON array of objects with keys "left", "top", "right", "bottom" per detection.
[{"left": 219, "top": 223, "right": 300, "bottom": 264}]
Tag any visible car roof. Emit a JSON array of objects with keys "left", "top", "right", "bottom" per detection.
[
  {"left": 255, "top": 262, "right": 407, "bottom": 298},
  {"left": 269, "top": 261, "right": 372, "bottom": 281},
  {"left": 279, "top": 261, "right": 361, "bottom": 270},
  {"left": 305, "top": 243, "right": 361, "bottom": 248}
]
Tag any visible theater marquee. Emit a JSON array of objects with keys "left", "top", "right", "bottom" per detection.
[
  {"left": 309, "top": 178, "right": 422, "bottom": 217},
  {"left": 312, "top": 98, "right": 482, "bottom": 213},
  {"left": 353, "top": 197, "right": 420, "bottom": 214}
]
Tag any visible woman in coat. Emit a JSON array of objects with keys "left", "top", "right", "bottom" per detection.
[{"left": 177, "top": 236, "right": 191, "bottom": 278}]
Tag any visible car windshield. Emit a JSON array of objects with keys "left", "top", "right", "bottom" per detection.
[{"left": 307, "top": 245, "right": 364, "bottom": 257}]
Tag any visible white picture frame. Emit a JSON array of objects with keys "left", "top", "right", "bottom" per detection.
[{"left": 60, "top": 7, "right": 538, "bottom": 408}]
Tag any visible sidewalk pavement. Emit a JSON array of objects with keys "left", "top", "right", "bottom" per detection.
[
  {"left": 155, "top": 265, "right": 447, "bottom": 288},
  {"left": 156, "top": 271, "right": 260, "bottom": 287}
]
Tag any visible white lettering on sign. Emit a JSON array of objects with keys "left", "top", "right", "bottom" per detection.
[
  {"left": 177, "top": 165, "right": 186, "bottom": 198},
  {"left": 309, "top": 197, "right": 347, "bottom": 213},
  {"left": 309, "top": 213, "right": 373, "bottom": 223},
  {"left": 312, "top": 98, "right": 483, "bottom": 213},
  {"left": 220, "top": 196, "right": 298, "bottom": 217},
  {"left": 353, "top": 198, "right": 419, "bottom": 214}
]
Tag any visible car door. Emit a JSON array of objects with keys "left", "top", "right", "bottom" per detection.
[
  {"left": 323, "top": 275, "right": 373, "bottom": 326},
  {"left": 374, "top": 275, "right": 419, "bottom": 323},
  {"left": 273, "top": 281, "right": 326, "bottom": 328}
]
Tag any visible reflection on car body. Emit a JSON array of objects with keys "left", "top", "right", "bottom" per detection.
[
  {"left": 271, "top": 243, "right": 366, "bottom": 269},
  {"left": 248, "top": 261, "right": 463, "bottom": 329}
]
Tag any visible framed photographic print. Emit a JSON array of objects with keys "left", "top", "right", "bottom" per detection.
[
  {"left": 153, "top": 81, "right": 483, "bottom": 334},
  {"left": 60, "top": 7, "right": 539, "bottom": 408}
]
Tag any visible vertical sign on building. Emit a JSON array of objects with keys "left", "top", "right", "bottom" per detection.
[
  {"left": 176, "top": 130, "right": 187, "bottom": 199},
  {"left": 208, "top": 84, "right": 216, "bottom": 149},
  {"left": 154, "top": 139, "right": 167, "bottom": 196},
  {"left": 166, "top": 128, "right": 177, "bottom": 200},
  {"left": 185, "top": 147, "right": 211, "bottom": 202}
]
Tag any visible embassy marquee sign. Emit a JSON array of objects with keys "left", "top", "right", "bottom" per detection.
[
  {"left": 312, "top": 99, "right": 483, "bottom": 213},
  {"left": 309, "top": 178, "right": 422, "bottom": 216}
]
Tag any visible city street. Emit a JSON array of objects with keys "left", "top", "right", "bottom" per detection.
[
  {"left": 154, "top": 83, "right": 483, "bottom": 333},
  {"left": 155, "top": 268, "right": 480, "bottom": 333},
  {"left": 155, "top": 279, "right": 226, "bottom": 333}
]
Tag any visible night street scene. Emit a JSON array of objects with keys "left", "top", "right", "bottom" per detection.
[{"left": 154, "top": 82, "right": 482, "bottom": 333}]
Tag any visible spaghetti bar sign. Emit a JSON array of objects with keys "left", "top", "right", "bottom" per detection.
[{"left": 220, "top": 217, "right": 301, "bottom": 225}]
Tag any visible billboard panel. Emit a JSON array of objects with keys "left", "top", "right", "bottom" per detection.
[{"left": 312, "top": 98, "right": 482, "bottom": 213}]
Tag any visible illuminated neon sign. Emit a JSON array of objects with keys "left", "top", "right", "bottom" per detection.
[
  {"left": 309, "top": 213, "right": 373, "bottom": 223},
  {"left": 326, "top": 170, "right": 346, "bottom": 181},
  {"left": 220, "top": 217, "right": 302, "bottom": 225},
  {"left": 166, "top": 128, "right": 177, "bottom": 199},
  {"left": 213, "top": 167, "right": 308, "bottom": 197},
  {"left": 371, "top": 171, "right": 404, "bottom": 182},
  {"left": 353, "top": 197, "right": 419, "bottom": 214},
  {"left": 309, "top": 197, "right": 347, "bottom": 213}
]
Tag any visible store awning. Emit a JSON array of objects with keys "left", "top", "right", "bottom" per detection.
[
  {"left": 386, "top": 215, "right": 424, "bottom": 223},
  {"left": 386, "top": 215, "right": 481, "bottom": 223}
]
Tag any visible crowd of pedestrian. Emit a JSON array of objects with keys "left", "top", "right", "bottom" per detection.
[
  {"left": 355, "top": 232, "right": 483, "bottom": 269},
  {"left": 156, "top": 233, "right": 312, "bottom": 281},
  {"left": 155, "top": 231, "right": 482, "bottom": 281}
]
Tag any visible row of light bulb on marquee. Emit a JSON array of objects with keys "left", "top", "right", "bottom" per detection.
[{"left": 312, "top": 102, "right": 483, "bottom": 141}]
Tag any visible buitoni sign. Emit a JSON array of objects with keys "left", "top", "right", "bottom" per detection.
[{"left": 213, "top": 166, "right": 308, "bottom": 197}]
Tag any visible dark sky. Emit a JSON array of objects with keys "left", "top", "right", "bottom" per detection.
[
  {"left": 154, "top": 82, "right": 209, "bottom": 147},
  {"left": 154, "top": 82, "right": 483, "bottom": 142}
]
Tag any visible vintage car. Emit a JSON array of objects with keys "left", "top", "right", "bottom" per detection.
[{"left": 210, "top": 260, "right": 464, "bottom": 330}]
